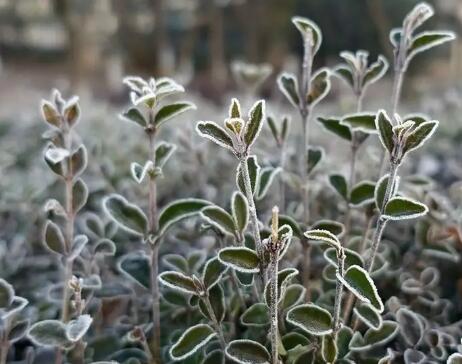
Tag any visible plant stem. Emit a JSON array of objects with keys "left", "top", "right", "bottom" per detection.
[
  {"left": 240, "top": 156, "right": 265, "bottom": 284},
  {"left": 366, "top": 162, "right": 399, "bottom": 272},
  {"left": 269, "top": 252, "right": 279, "bottom": 364},
  {"left": 0, "top": 344, "right": 7, "bottom": 364},
  {"left": 391, "top": 69, "right": 404, "bottom": 116},
  {"left": 279, "top": 145, "right": 286, "bottom": 210},
  {"left": 203, "top": 294, "right": 226, "bottom": 351},
  {"left": 332, "top": 249, "right": 345, "bottom": 334},
  {"left": 301, "top": 244, "right": 312, "bottom": 301}
]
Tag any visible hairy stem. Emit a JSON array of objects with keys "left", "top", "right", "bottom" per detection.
[
  {"left": 301, "top": 244, "right": 312, "bottom": 301},
  {"left": 240, "top": 156, "right": 265, "bottom": 283},
  {"left": 366, "top": 162, "right": 399, "bottom": 272},
  {"left": 203, "top": 294, "right": 226, "bottom": 351},
  {"left": 269, "top": 252, "right": 279, "bottom": 364},
  {"left": 332, "top": 249, "right": 345, "bottom": 334},
  {"left": 279, "top": 145, "right": 286, "bottom": 210},
  {"left": 391, "top": 69, "right": 404, "bottom": 116}
]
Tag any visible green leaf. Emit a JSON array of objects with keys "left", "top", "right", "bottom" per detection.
[
  {"left": 307, "top": 146, "right": 324, "bottom": 175},
  {"left": 383, "top": 197, "right": 428, "bottom": 220},
  {"left": 264, "top": 268, "right": 299, "bottom": 305},
  {"left": 72, "top": 178, "right": 88, "bottom": 213},
  {"left": 241, "top": 303, "right": 269, "bottom": 327},
  {"left": 163, "top": 254, "right": 189, "bottom": 273},
  {"left": 218, "top": 247, "right": 260, "bottom": 273},
  {"left": 232, "top": 191, "right": 248, "bottom": 234},
  {"left": 322, "top": 335, "right": 338, "bottom": 363},
  {"left": 324, "top": 247, "right": 364, "bottom": 269},
  {"left": 103, "top": 194, "right": 148, "bottom": 237},
  {"left": 169, "top": 324, "right": 216, "bottom": 361},
  {"left": 341, "top": 112, "right": 377, "bottom": 133},
  {"left": 363, "top": 55, "right": 389, "bottom": 87},
  {"left": 281, "top": 284, "right": 306, "bottom": 311},
  {"left": 317, "top": 117, "right": 352, "bottom": 141},
  {"left": 281, "top": 116, "right": 290, "bottom": 142},
  {"left": 267, "top": 116, "right": 279, "bottom": 144},
  {"left": 402, "top": 120, "right": 438, "bottom": 157},
  {"left": 278, "top": 73, "right": 300, "bottom": 108},
  {"left": 157, "top": 198, "right": 211, "bottom": 237},
  {"left": 349, "top": 321, "right": 399, "bottom": 352},
  {"left": 291, "top": 16, "right": 322, "bottom": 55},
  {"left": 279, "top": 215, "right": 302, "bottom": 239},
  {"left": 197, "top": 121, "right": 234, "bottom": 151},
  {"left": 229, "top": 98, "right": 242, "bottom": 118},
  {"left": 202, "top": 350, "right": 225, "bottom": 364},
  {"left": 202, "top": 256, "right": 227, "bottom": 289},
  {"left": 201, "top": 205, "right": 236, "bottom": 236},
  {"left": 63, "top": 97, "right": 80, "bottom": 127},
  {"left": 257, "top": 167, "right": 281, "bottom": 200},
  {"left": 304, "top": 229, "right": 340, "bottom": 249},
  {"left": 159, "top": 271, "right": 197, "bottom": 295},
  {"left": 41, "top": 100, "right": 61, "bottom": 128},
  {"left": 286, "top": 303, "right": 333, "bottom": 336},
  {"left": 396, "top": 307, "right": 424, "bottom": 347},
  {"left": 28, "top": 320, "right": 70, "bottom": 348},
  {"left": 375, "top": 174, "right": 400, "bottom": 211},
  {"left": 350, "top": 181, "right": 376, "bottom": 206},
  {"left": 354, "top": 303, "right": 382, "bottom": 330},
  {"left": 130, "top": 161, "right": 154, "bottom": 184},
  {"left": 43, "top": 220, "right": 67, "bottom": 255},
  {"left": 307, "top": 68, "right": 331, "bottom": 106},
  {"left": 66, "top": 314, "right": 92, "bottom": 342},
  {"left": 334, "top": 65, "right": 354, "bottom": 88},
  {"left": 120, "top": 107, "right": 147, "bottom": 127},
  {"left": 236, "top": 155, "right": 260, "bottom": 196},
  {"left": 329, "top": 174, "right": 348, "bottom": 201},
  {"left": 0, "top": 279, "right": 14, "bottom": 308},
  {"left": 375, "top": 110, "right": 394, "bottom": 154},
  {"left": 337, "top": 265, "right": 383, "bottom": 313},
  {"left": 311, "top": 219, "right": 345, "bottom": 237},
  {"left": 8, "top": 319, "right": 29, "bottom": 343},
  {"left": 154, "top": 141, "right": 176, "bottom": 168},
  {"left": 94, "top": 239, "right": 116, "bottom": 256},
  {"left": 408, "top": 31, "right": 455, "bottom": 61},
  {"left": 244, "top": 100, "right": 265, "bottom": 149},
  {"left": 199, "top": 285, "right": 225, "bottom": 323},
  {"left": 225, "top": 339, "right": 271, "bottom": 364},
  {"left": 337, "top": 326, "right": 354, "bottom": 359},
  {"left": 154, "top": 102, "right": 195, "bottom": 127},
  {"left": 118, "top": 252, "right": 151, "bottom": 289}
]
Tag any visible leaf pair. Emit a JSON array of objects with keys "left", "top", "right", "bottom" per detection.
[
  {"left": 267, "top": 115, "right": 290, "bottom": 147},
  {"left": 130, "top": 142, "right": 176, "bottom": 183},
  {"left": 197, "top": 99, "right": 265, "bottom": 155},
  {"left": 41, "top": 90, "right": 80, "bottom": 129}
]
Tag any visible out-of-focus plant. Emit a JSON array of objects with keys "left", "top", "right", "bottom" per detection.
[{"left": 231, "top": 60, "right": 273, "bottom": 100}]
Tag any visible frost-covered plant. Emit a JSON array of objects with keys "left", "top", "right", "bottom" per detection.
[{"left": 231, "top": 60, "right": 273, "bottom": 99}]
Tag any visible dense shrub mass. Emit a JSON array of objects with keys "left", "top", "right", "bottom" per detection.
[{"left": 1, "top": 2, "right": 461, "bottom": 364}]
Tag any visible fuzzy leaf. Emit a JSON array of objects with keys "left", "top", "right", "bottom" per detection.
[
  {"left": 241, "top": 303, "right": 269, "bottom": 327},
  {"left": 310, "top": 220, "right": 345, "bottom": 237},
  {"left": 244, "top": 100, "right": 265, "bottom": 149},
  {"left": 264, "top": 268, "right": 298, "bottom": 305},
  {"left": 317, "top": 117, "right": 352, "bottom": 141},
  {"left": 70, "top": 145, "right": 87, "bottom": 177},
  {"left": 307, "top": 68, "right": 331, "bottom": 106},
  {"left": 159, "top": 271, "right": 197, "bottom": 295},
  {"left": 307, "top": 146, "right": 324, "bottom": 175},
  {"left": 375, "top": 174, "right": 399, "bottom": 211},
  {"left": 72, "top": 178, "right": 88, "bottom": 213},
  {"left": 279, "top": 215, "right": 302, "bottom": 239},
  {"left": 292, "top": 16, "right": 322, "bottom": 54},
  {"left": 354, "top": 303, "right": 382, "bottom": 330},
  {"left": 199, "top": 285, "right": 225, "bottom": 323},
  {"left": 0, "top": 279, "right": 14, "bottom": 308},
  {"left": 257, "top": 167, "right": 281, "bottom": 200},
  {"left": 154, "top": 142, "right": 176, "bottom": 168},
  {"left": 278, "top": 73, "right": 300, "bottom": 108},
  {"left": 350, "top": 181, "right": 375, "bottom": 206},
  {"left": 103, "top": 195, "right": 148, "bottom": 237},
  {"left": 363, "top": 55, "right": 388, "bottom": 87},
  {"left": 334, "top": 65, "right": 354, "bottom": 88},
  {"left": 170, "top": 324, "right": 216, "bottom": 361},
  {"left": 28, "top": 320, "right": 70, "bottom": 347},
  {"left": 337, "top": 265, "right": 383, "bottom": 312},
  {"left": 286, "top": 304, "right": 333, "bottom": 336},
  {"left": 225, "top": 339, "right": 271, "bottom": 364},
  {"left": 375, "top": 110, "right": 394, "bottom": 154},
  {"left": 383, "top": 197, "right": 428, "bottom": 220},
  {"left": 63, "top": 97, "right": 80, "bottom": 127},
  {"left": 341, "top": 113, "right": 377, "bottom": 133},
  {"left": 281, "top": 284, "right": 306, "bottom": 311},
  {"left": 41, "top": 101, "right": 61, "bottom": 128},
  {"left": 229, "top": 98, "right": 241, "bottom": 118},
  {"left": 118, "top": 253, "right": 150, "bottom": 289},
  {"left": 202, "top": 205, "right": 236, "bottom": 236},
  {"left": 202, "top": 256, "right": 227, "bottom": 289},
  {"left": 232, "top": 191, "right": 248, "bottom": 234},
  {"left": 130, "top": 161, "right": 154, "bottom": 184},
  {"left": 402, "top": 120, "right": 438, "bottom": 157},
  {"left": 408, "top": 31, "right": 455, "bottom": 61},
  {"left": 157, "top": 198, "right": 211, "bottom": 237},
  {"left": 329, "top": 174, "right": 348, "bottom": 201},
  {"left": 8, "top": 320, "right": 29, "bottom": 343},
  {"left": 154, "top": 102, "right": 195, "bottom": 127},
  {"left": 304, "top": 229, "right": 340, "bottom": 249},
  {"left": 396, "top": 307, "right": 424, "bottom": 347},
  {"left": 322, "top": 335, "right": 338, "bottom": 363},
  {"left": 66, "top": 314, "right": 92, "bottom": 342},
  {"left": 324, "top": 247, "right": 364, "bottom": 269},
  {"left": 349, "top": 321, "right": 399, "bottom": 351},
  {"left": 163, "top": 254, "right": 188, "bottom": 273},
  {"left": 43, "top": 221, "right": 66, "bottom": 255},
  {"left": 94, "top": 239, "right": 116, "bottom": 256},
  {"left": 218, "top": 247, "right": 260, "bottom": 273},
  {"left": 197, "top": 121, "right": 234, "bottom": 151},
  {"left": 121, "top": 107, "right": 147, "bottom": 127}
]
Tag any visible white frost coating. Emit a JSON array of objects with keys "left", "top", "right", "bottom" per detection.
[
  {"left": 66, "top": 314, "right": 93, "bottom": 342},
  {"left": 155, "top": 141, "right": 177, "bottom": 167},
  {"left": 218, "top": 247, "right": 260, "bottom": 273},
  {"left": 2, "top": 296, "right": 28, "bottom": 320},
  {"left": 340, "top": 112, "right": 379, "bottom": 134},
  {"left": 236, "top": 155, "right": 261, "bottom": 196},
  {"left": 382, "top": 196, "right": 428, "bottom": 221},
  {"left": 201, "top": 256, "right": 228, "bottom": 289},
  {"left": 240, "top": 303, "right": 269, "bottom": 327},
  {"left": 231, "top": 190, "right": 249, "bottom": 233},
  {"left": 291, "top": 16, "right": 323, "bottom": 54},
  {"left": 130, "top": 161, "right": 154, "bottom": 184},
  {"left": 196, "top": 121, "right": 235, "bottom": 151},
  {"left": 375, "top": 109, "right": 393, "bottom": 152},
  {"left": 162, "top": 254, "right": 188, "bottom": 273},
  {"left": 286, "top": 303, "right": 333, "bottom": 336},
  {"left": 169, "top": 324, "right": 216, "bottom": 361},
  {"left": 309, "top": 68, "right": 331, "bottom": 108},
  {"left": 257, "top": 167, "right": 282, "bottom": 200},
  {"left": 396, "top": 307, "right": 424, "bottom": 347},
  {"left": 350, "top": 180, "right": 376, "bottom": 207},
  {"left": 407, "top": 31, "right": 455, "bottom": 61},
  {"left": 117, "top": 252, "right": 150, "bottom": 289},
  {"left": 304, "top": 229, "right": 340, "bottom": 249},
  {"left": 155, "top": 101, "right": 197, "bottom": 127},
  {"left": 244, "top": 100, "right": 266, "bottom": 149},
  {"left": 200, "top": 205, "right": 236, "bottom": 236},
  {"left": 403, "top": 120, "right": 439, "bottom": 155},
  {"left": 336, "top": 265, "right": 384, "bottom": 313},
  {"left": 225, "top": 339, "right": 271, "bottom": 364},
  {"left": 229, "top": 97, "right": 242, "bottom": 118},
  {"left": 277, "top": 72, "right": 299, "bottom": 108},
  {"left": 44, "top": 147, "right": 69, "bottom": 164},
  {"left": 353, "top": 304, "right": 382, "bottom": 330},
  {"left": 364, "top": 55, "right": 389, "bottom": 87},
  {"left": 102, "top": 194, "right": 147, "bottom": 237},
  {"left": 158, "top": 271, "right": 197, "bottom": 295}
]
